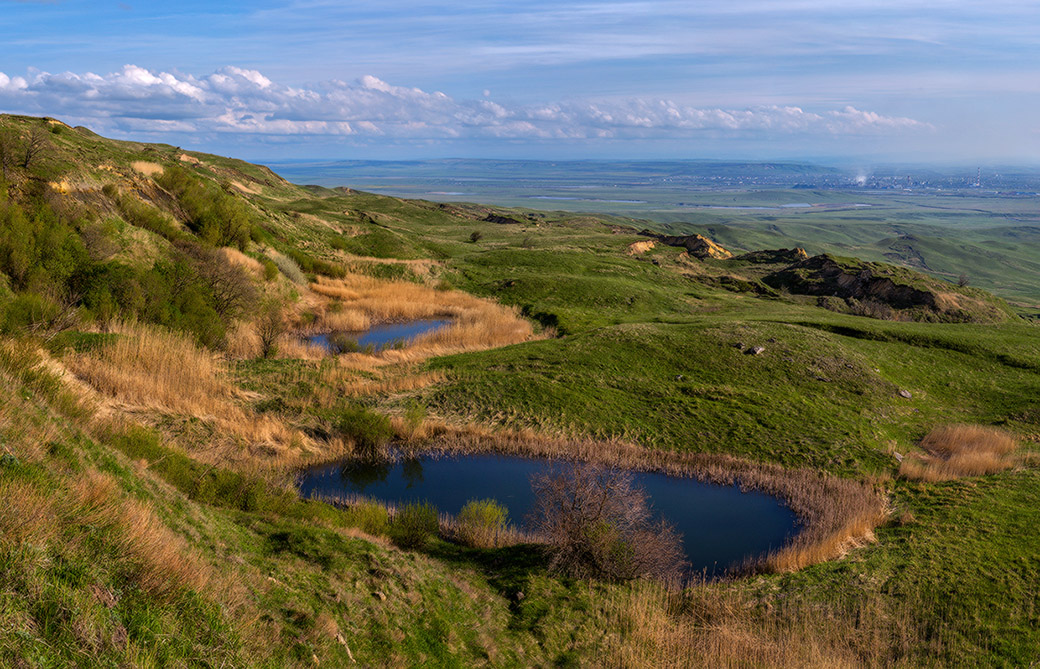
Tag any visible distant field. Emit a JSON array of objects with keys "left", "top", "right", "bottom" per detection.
[{"left": 268, "top": 159, "right": 1040, "bottom": 309}]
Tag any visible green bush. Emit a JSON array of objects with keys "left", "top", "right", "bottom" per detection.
[
  {"left": 334, "top": 406, "right": 394, "bottom": 456},
  {"left": 261, "top": 258, "right": 279, "bottom": 282},
  {"left": 346, "top": 501, "right": 390, "bottom": 536},
  {"left": 1, "top": 291, "right": 61, "bottom": 333},
  {"left": 392, "top": 502, "right": 439, "bottom": 549},
  {"left": 456, "top": 499, "right": 508, "bottom": 548}
]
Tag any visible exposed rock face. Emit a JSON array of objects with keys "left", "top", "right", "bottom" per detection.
[
  {"left": 626, "top": 240, "right": 656, "bottom": 255},
  {"left": 646, "top": 232, "right": 732, "bottom": 259},
  {"left": 765, "top": 254, "right": 936, "bottom": 310},
  {"left": 763, "top": 254, "right": 1010, "bottom": 323},
  {"left": 484, "top": 213, "right": 524, "bottom": 225},
  {"left": 734, "top": 248, "right": 809, "bottom": 264}
]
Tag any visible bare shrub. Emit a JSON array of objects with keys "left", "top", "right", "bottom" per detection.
[
  {"left": 900, "top": 424, "right": 1018, "bottom": 481},
  {"left": 255, "top": 302, "right": 287, "bottom": 359},
  {"left": 183, "top": 244, "right": 259, "bottom": 319},
  {"left": 22, "top": 123, "right": 51, "bottom": 169},
  {"left": 529, "top": 462, "right": 686, "bottom": 581}
]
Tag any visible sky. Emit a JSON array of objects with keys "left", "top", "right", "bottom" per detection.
[{"left": 1, "top": 0, "right": 1038, "bottom": 163}]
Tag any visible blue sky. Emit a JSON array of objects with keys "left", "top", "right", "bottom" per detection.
[{"left": 1, "top": 0, "right": 1038, "bottom": 162}]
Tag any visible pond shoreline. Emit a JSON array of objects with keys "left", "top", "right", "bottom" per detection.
[{"left": 297, "top": 425, "right": 889, "bottom": 576}]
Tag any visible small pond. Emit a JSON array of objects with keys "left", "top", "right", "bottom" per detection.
[
  {"left": 304, "top": 319, "right": 450, "bottom": 353},
  {"left": 299, "top": 453, "right": 798, "bottom": 575}
]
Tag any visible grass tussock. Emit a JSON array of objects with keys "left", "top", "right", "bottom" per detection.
[
  {"left": 402, "top": 422, "right": 887, "bottom": 574},
  {"left": 0, "top": 479, "right": 60, "bottom": 546},
  {"left": 69, "top": 470, "right": 214, "bottom": 599},
  {"left": 900, "top": 424, "right": 1019, "bottom": 482}
]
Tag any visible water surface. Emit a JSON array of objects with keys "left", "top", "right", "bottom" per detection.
[
  {"left": 299, "top": 453, "right": 798, "bottom": 575},
  {"left": 305, "top": 319, "right": 450, "bottom": 352}
]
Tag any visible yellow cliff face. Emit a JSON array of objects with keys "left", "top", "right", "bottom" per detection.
[{"left": 683, "top": 233, "right": 732, "bottom": 259}]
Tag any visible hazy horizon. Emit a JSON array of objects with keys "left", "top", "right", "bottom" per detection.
[{"left": 3, "top": 1, "right": 1038, "bottom": 164}]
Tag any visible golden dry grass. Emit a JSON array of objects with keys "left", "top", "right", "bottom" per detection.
[
  {"left": 65, "top": 322, "right": 310, "bottom": 467},
  {"left": 219, "top": 246, "right": 264, "bottom": 278},
  {"left": 298, "top": 275, "right": 535, "bottom": 364},
  {"left": 599, "top": 578, "right": 922, "bottom": 668},
  {"left": 900, "top": 424, "right": 1019, "bottom": 482},
  {"left": 224, "top": 319, "right": 263, "bottom": 360},
  {"left": 0, "top": 479, "right": 60, "bottom": 546},
  {"left": 68, "top": 469, "right": 214, "bottom": 599}
]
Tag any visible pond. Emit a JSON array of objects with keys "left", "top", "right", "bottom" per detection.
[
  {"left": 304, "top": 319, "right": 450, "bottom": 353},
  {"left": 298, "top": 453, "right": 798, "bottom": 576}
]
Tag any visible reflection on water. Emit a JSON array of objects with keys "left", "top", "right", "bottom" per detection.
[
  {"left": 305, "top": 319, "right": 450, "bottom": 353},
  {"left": 300, "top": 453, "right": 799, "bottom": 575}
]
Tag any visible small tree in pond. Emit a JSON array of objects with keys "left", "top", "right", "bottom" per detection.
[{"left": 529, "top": 462, "right": 685, "bottom": 581}]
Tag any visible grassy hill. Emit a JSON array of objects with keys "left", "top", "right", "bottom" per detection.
[{"left": 1, "top": 114, "right": 1038, "bottom": 666}]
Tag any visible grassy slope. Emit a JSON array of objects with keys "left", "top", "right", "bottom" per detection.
[{"left": 1, "top": 115, "right": 1038, "bottom": 666}]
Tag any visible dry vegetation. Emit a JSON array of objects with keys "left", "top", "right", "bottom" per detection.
[
  {"left": 69, "top": 469, "right": 214, "bottom": 599},
  {"left": 300, "top": 275, "right": 535, "bottom": 362},
  {"left": 64, "top": 321, "right": 312, "bottom": 467},
  {"left": 899, "top": 424, "right": 1020, "bottom": 481},
  {"left": 599, "top": 579, "right": 923, "bottom": 668}
]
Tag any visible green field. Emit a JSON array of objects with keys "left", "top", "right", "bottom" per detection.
[{"left": 1, "top": 115, "right": 1038, "bottom": 666}]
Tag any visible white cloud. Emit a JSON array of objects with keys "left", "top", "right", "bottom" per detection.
[{"left": 0, "top": 64, "right": 930, "bottom": 142}]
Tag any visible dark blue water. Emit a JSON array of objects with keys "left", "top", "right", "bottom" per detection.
[
  {"left": 305, "top": 319, "right": 450, "bottom": 352},
  {"left": 298, "top": 453, "right": 798, "bottom": 575}
]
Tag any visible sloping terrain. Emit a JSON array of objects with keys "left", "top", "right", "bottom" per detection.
[{"left": 0, "top": 114, "right": 1038, "bottom": 666}]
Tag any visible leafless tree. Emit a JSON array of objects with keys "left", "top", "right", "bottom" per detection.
[
  {"left": 22, "top": 124, "right": 51, "bottom": 169},
  {"left": 957, "top": 273, "right": 970, "bottom": 287},
  {"left": 182, "top": 243, "right": 259, "bottom": 319},
  {"left": 528, "top": 462, "right": 686, "bottom": 581},
  {"left": 255, "top": 301, "right": 287, "bottom": 359}
]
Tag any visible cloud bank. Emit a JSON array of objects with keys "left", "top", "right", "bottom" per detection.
[{"left": 0, "top": 65, "right": 928, "bottom": 144}]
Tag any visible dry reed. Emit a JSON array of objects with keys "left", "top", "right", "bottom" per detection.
[
  {"left": 295, "top": 275, "right": 535, "bottom": 364},
  {"left": 900, "top": 424, "right": 1019, "bottom": 482},
  {"left": 65, "top": 321, "right": 309, "bottom": 467}
]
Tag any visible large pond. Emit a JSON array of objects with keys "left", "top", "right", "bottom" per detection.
[
  {"left": 304, "top": 319, "right": 450, "bottom": 353},
  {"left": 299, "top": 453, "right": 799, "bottom": 575}
]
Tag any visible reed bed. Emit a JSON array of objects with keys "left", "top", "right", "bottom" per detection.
[
  {"left": 899, "top": 424, "right": 1019, "bottom": 482},
  {"left": 296, "top": 275, "right": 535, "bottom": 363},
  {"left": 65, "top": 321, "right": 309, "bottom": 466}
]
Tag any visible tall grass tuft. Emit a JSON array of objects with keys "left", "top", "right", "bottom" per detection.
[
  {"left": 900, "top": 424, "right": 1019, "bottom": 481},
  {"left": 454, "top": 498, "right": 509, "bottom": 549}
]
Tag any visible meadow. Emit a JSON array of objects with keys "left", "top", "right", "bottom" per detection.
[{"left": 0, "top": 114, "right": 1037, "bottom": 666}]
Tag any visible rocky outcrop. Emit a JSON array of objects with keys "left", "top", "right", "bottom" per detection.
[
  {"left": 734, "top": 248, "right": 809, "bottom": 264},
  {"left": 626, "top": 240, "right": 656, "bottom": 255},
  {"left": 484, "top": 213, "right": 524, "bottom": 225},
  {"left": 764, "top": 254, "right": 1011, "bottom": 323},
  {"left": 765, "top": 254, "right": 936, "bottom": 309},
  {"left": 640, "top": 232, "right": 732, "bottom": 259}
]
